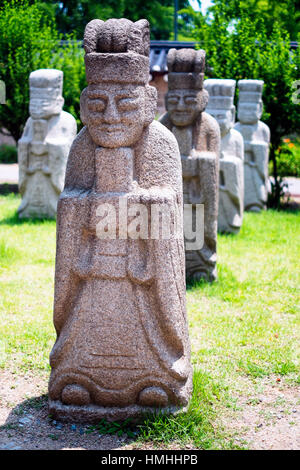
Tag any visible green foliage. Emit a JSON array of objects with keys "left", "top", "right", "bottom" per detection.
[
  {"left": 51, "top": 40, "right": 86, "bottom": 130},
  {"left": 0, "top": 1, "right": 86, "bottom": 141},
  {"left": 0, "top": 144, "right": 17, "bottom": 163},
  {"left": 271, "top": 138, "right": 300, "bottom": 177},
  {"left": 184, "top": 2, "right": 300, "bottom": 208},
  {"left": 0, "top": 0, "right": 60, "bottom": 141},
  {"left": 267, "top": 177, "right": 289, "bottom": 208},
  {"left": 211, "top": 0, "right": 300, "bottom": 40},
  {"left": 38, "top": 0, "right": 190, "bottom": 40}
]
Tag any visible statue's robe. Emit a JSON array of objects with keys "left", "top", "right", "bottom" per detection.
[
  {"left": 18, "top": 111, "right": 76, "bottom": 218},
  {"left": 218, "top": 128, "right": 244, "bottom": 233},
  {"left": 234, "top": 121, "right": 270, "bottom": 212},
  {"left": 48, "top": 120, "right": 192, "bottom": 408},
  {"left": 159, "top": 112, "right": 220, "bottom": 281}
]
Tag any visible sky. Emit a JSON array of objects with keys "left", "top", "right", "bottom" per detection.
[{"left": 189, "top": 0, "right": 213, "bottom": 14}]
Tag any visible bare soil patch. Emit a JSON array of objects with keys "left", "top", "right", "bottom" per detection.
[
  {"left": 225, "top": 379, "right": 300, "bottom": 450},
  {"left": 0, "top": 370, "right": 137, "bottom": 450},
  {"left": 0, "top": 370, "right": 299, "bottom": 450}
]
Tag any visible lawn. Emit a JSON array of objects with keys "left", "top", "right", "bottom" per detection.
[{"left": 0, "top": 193, "right": 299, "bottom": 449}]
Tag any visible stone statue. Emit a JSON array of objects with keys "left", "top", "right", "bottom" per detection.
[
  {"left": 160, "top": 49, "right": 220, "bottom": 282},
  {"left": 234, "top": 80, "right": 270, "bottom": 212},
  {"left": 48, "top": 18, "right": 192, "bottom": 422},
  {"left": 18, "top": 69, "right": 77, "bottom": 219},
  {"left": 205, "top": 79, "right": 244, "bottom": 234}
]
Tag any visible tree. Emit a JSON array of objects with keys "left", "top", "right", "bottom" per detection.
[
  {"left": 0, "top": 0, "right": 86, "bottom": 142},
  {"left": 181, "top": 2, "right": 300, "bottom": 208},
  {"left": 37, "top": 0, "right": 190, "bottom": 40},
  {"left": 210, "top": 0, "right": 300, "bottom": 40},
  {"left": 0, "top": 0, "right": 60, "bottom": 142}
]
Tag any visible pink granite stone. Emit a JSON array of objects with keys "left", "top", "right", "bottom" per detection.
[
  {"left": 160, "top": 49, "right": 220, "bottom": 282},
  {"left": 48, "top": 18, "right": 192, "bottom": 422}
]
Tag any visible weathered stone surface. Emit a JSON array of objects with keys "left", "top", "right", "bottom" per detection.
[
  {"left": 18, "top": 69, "right": 77, "bottom": 218},
  {"left": 48, "top": 18, "right": 192, "bottom": 422},
  {"left": 205, "top": 79, "right": 244, "bottom": 234},
  {"left": 160, "top": 49, "right": 220, "bottom": 282},
  {"left": 234, "top": 80, "right": 270, "bottom": 212}
]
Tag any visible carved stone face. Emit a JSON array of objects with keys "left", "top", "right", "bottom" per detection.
[
  {"left": 29, "top": 90, "right": 64, "bottom": 120},
  {"left": 207, "top": 108, "right": 234, "bottom": 137},
  {"left": 237, "top": 102, "right": 262, "bottom": 124},
  {"left": 86, "top": 83, "right": 149, "bottom": 148},
  {"left": 166, "top": 89, "right": 207, "bottom": 127}
]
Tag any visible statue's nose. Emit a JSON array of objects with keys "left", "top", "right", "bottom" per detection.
[
  {"left": 177, "top": 96, "right": 185, "bottom": 110},
  {"left": 103, "top": 98, "right": 120, "bottom": 123}
]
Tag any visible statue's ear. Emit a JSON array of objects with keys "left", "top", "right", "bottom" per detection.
[
  {"left": 144, "top": 85, "right": 157, "bottom": 125},
  {"left": 165, "top": 92, "right": 169, "bottom": 111},
  {"left": 198, "top": 89, "right": 209, "bottom": 111},
  {"left": 54, "top": 96, "right": 64, "bottom": 114},
  {"left": 58, "top": 96, "right": 64, "bottom": 109},
  {"left": 80, "top": 87, "right": 88, "bottom": 125},
  {"left": 231, "top": 105, "right": 236, "bottom": 124},
  {"left": 258, "top": 101, "right": 263, "bottom": 119}
]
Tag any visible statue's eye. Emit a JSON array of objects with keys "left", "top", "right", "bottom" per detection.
[
  {"left": 87, "top": 98, "right": 106, "bottom": 112},
  {"left": 184, "top": 97, "right": 197, "bottom": 105},
  {"left": 117, "top": 97, "right": 139, "bottom": 111},
  {"left": 168, "top": 97, "right": 179, "bottom": 105}
]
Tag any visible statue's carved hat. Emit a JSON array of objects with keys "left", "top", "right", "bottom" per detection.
[
  {"left": 238, "top": 79, "right": 264, "bottom": 103},
  {"left": 29, "top": 69, "right": 63, "bottom": 99},
  {"left": 205, "top": 79, "right": 236, "bottom": 110},
  {"left": 84, "top": 18, "right": 150, "bottom": 85},
  {"left": 167, "top": 48, "right": 206, "bottom": 90}
]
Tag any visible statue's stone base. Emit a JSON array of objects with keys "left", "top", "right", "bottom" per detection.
[{"left": 48, "top": 400, "right": 187, "bottom": 423}]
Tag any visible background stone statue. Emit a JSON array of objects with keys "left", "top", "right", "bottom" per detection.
[
  {"left": 160, "top": 49, "right": 220, "bottom": 282},
  {"left": 18, "top": 69, "right": 77, "bottom": 218},
  {"left": 48, "top": 18, "right": 192, "bottom": 422},
  {"left": 234, "top": 80, "right": 270, "bottom": 212},
  {"left": 205, "top": 79, "right": 244, "bottom": 234}
]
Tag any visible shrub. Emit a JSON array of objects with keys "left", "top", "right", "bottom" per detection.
[
  {"left": 271, "top": 138, "right": 300, "bottom": 178},
  {"left": 0, "top": 144, "right": 17, "bottom": 163},
  {"left": 0, "top": 1, "right": 86, "bottom": 142},
  {"left": 51, "top": 40, "right": 86, "bottom": 131},
  {"left": 0, "top": 0, "right": 60, "bottom": 142},
  {"left": 182, "top": 3, "right": 300, "bottom": 208}
]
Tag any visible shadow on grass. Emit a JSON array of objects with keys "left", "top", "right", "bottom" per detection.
[
  {"left": 1, "top": 370, "right": 241, "bottom": 450},
  {"left": 186, "top": 277, "right": 208, "bottom": 291},
  {"left": 0, "top": 184, "right": 18, "bottom": 195},
  {"left": 0, "top": 209, "right": 56, "bottom": 226}
]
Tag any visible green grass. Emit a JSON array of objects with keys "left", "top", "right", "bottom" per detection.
[
  {"left": 0, "top": 194, "right": 56, "bottom": 371},
  {"left": 0, "top": 193, "right": 299, "bottom": 449}
]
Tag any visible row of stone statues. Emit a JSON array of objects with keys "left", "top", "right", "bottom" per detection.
[
  {"left": 17, "top": 66, "right": 270, "bottom": 229},
  {"left": 15, "top": 18, "right": 272, "bottom": 421},
  {"left": 206, "top": 78, "right": 270, "bottom": 219},
  {"left": 17, "top": 71, "right": 270, "bottom": 285}
]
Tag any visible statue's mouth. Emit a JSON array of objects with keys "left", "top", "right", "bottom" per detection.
[
  {"left": 99, "top": 125, "right": 123, "bottom": 133},
  {"left": 173, "top": 111, "right": 192, "bottom": 117}
]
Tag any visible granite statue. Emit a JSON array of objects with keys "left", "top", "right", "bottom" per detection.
[
  {"left": 18, "top": 69, "right": 77, "bottom": 218},
  {"left": 48, "top": 18, "right": 192, "bottom": 422},
  {"left": 160, "top": 49, "right": 220, "bottom": 281},
  {"left": 234, "top": 80, "right": 270, "bottom": 212},
  {"left": 205, "top": 79, "right": 244, "bottom": 233}
]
